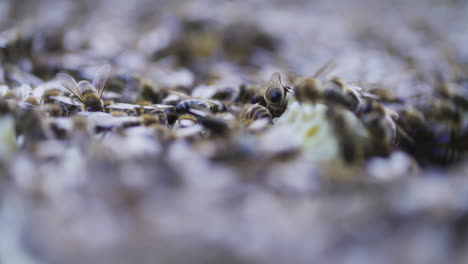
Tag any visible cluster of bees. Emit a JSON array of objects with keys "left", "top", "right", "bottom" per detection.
[
  {"left": 1, "top": 60, "right": 468, "bottom": 167},
  {"left": 0, "top": 63, "right": 278, "bottom": 149},
  {"left": 277, "top": 60, "right": 468, "bottom": 166},
  {"left": 1, "top": 28, "right": 467, "bottom": 167},
  {"left": 396, "top": 80, "right": 468, "bottom": 166}
]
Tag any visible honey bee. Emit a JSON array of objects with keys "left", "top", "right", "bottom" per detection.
[
  {"left": 424, "top": 98, "right": 462, "bottom": 130},
  {"left": 0, "top": 85, "right": 17, "bottom": 100},
  {"left": 397, "top": 107, "right": 463, "bottom": 166},
  {"left": 365, "top": 85, "right": 403, "bottom": 103},
  {"left": 1, "top": 84, "right": 44, "bottom": 110},
  {"left": 42, "top": 103, "right": 63, "bottom": 117},
  {"left": 327, "top": 77, "right": 380, "bottom": 111},
  {"left": 140, "top": 107, "right": 168, "bottom": 126},
  {"left": 291, "top": 61, "right": 376, "bottom": 112},
  {"left": 176, "top": 99, "right": 227, "bottom": 114},
  {"left": 105, "top": 103, "right": 139, "bottom": 116},
  {"left": 42, "top": 88, "right": 64, "bottom": 104},
  {"left": 57, "top": 64, "right": 111, "bottom": 112},
  {"left": 290, "top": 60, "right": 335, "bottom": 103},
  {"left": 297, "top": 81, "right": 355, "bottom": 110},
  {"left": 326, "top": 107, "right": 362, "bottom": 163},
  {"left": 436, "top": 80, "right": 468, "bottom": 109},
  {"left": 211, "top": 86, "right": 237, "bottom": 101},
  {"left": 174, "top": 114, "right": 198, "bottom": 129},
  {"left": 16, "top": 109, "right": 50, "bottom": 148},
  {"left": 197, "top": 116, "right": 231, "bottom": 136},
  {"left": 239, "top": 103, "right": 272, "bottom": 126},
  {"left": 173, "top": 114, "right": 204, "bottom": 138},
  {"left": 138, "top": 79, "right": 169, "bottom": 104},
  {"left": 357, "top": 99, "right": 399, "bottom": 156},
  {"left": 293, "top": 76, "right": 370, "bottom": 111},
  {"left": 258, "top": 72, "right": 290, "bottom": 118}
]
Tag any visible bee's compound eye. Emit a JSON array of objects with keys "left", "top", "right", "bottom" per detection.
[{"left": 270, "top": 91, "right": 282, "bottom": 103}]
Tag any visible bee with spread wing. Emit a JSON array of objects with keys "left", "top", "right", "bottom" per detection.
[{"left": 57, "top": 64, "right": 111, "bottom": 112}]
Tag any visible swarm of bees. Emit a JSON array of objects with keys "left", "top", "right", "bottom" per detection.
[
  {"left": 0, "top": 12, "right": 467, "bottom": 172},
  {"left": 1, "top": 54, "right": 468, "bottom": 168}
]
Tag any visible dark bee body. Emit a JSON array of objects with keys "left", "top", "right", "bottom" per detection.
[
  {"left": 140, "top": 114, "right": 160, "bottom": 126},
  {"left": 239, "top": 104, "right": 272, "bottom": 125},
  {"left": 368, "top": 87, "right": 403, "bottom": 103},
  {"left": 42, "top": 89, "right": 63, "bottom": 104},
  {"left": 398, "top": 99, "right": 468, "bottom": 166},
  {"left": 142, "top": 108, "right": 168, "bottom": 126},
  {"left": 437, "top": 82, "right": 468, "bottom": 110},
  {"left": 176, "top": 99, "right": 224, "bottom": 114},
  {"left": 326, "top": 107, "right": 359, "bottom": 163},
  {"left": 211, "top": 86, "right": 236, "bottom": 101},
  {"left": 164, "top": 106, "right": 179, "bottom": 125},
  {"left": 198, "top": 116, "right": 230, "bottom": 136},
  {"left": 424, "top": 98, "right": 462, "bottom": 129},
  {"left": 294, "top": 77, "right": 360, "bottom": 111},
  {"left": 357, "top": 99, "right": 398, "bottom": 156},
  {"left": 80, "top": 87, "right": 104, "bottom": 112},
  {"left": 139, "top": 80, "right": 169, "bottom": 104},
  {"left": 236, "top": 84, "right": 256, "bottom": 103},
  {"left": 42, "top": 103, "right": 63, "bottom": 117},
  {"left": 251, "top": 95, "right": 268, "bottom": 107},
  {"left": 322, "top": 89, "right": 356, "bottom": 110},
  {"left": 329, "top": 78, "right": 361, "bottom": 110},
  {"left": 293, "top": 78, "right": 322, "bottom": 104},
  {"left": 401, "top": 122, "right": 463, "bottom": 166}
]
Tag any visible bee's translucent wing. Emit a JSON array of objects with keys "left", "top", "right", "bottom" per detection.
[
  {"left": 0, "top": 85, "right": 8, "bottom": 96},
  {"left": 49, "top": 95, "right": 82, "bottom": 106},
  {"left": 17, "top": 84, "right": 33, "bottom": 100},
  {"left": 313, "top": 59, "right": 336, "bottom": 79},
  {"left": 346, "top": 84, "right": 362, "bottom": 91},
  {"left": 92, "top": 64, "right": 111, "bottom": 99},
  {"left": 361, "top": 91, "right": 380, "bottom": 100},
  {"left": 32, "top": 85, "right": 45, "bottom": 99},
  {"left": 78, "top": 80, "right": 95, "bottom": 93},
  {"left": 57, "top": 73, "right": 84, "bottom": 103},
  {"left": 286, "top": 70, "right": 300, "bottom": 85},
  {"left": 347, "top": 81, "right": 380, "bottom": 90}
]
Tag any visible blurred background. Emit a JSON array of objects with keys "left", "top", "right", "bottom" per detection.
[{"left": 1, "top": 0, "right": 468, "bottom": 264}]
